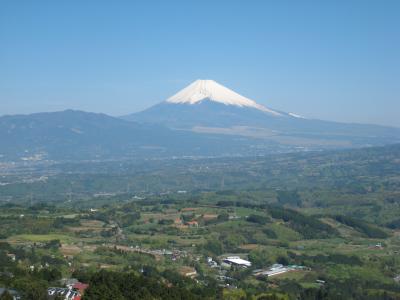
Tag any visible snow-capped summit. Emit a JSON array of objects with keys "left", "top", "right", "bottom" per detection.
[
  {"left": 166, "top": 79, "right": 282, "bottom": 116},
  {"left": 288, "top": 112, "right": 306, "bottom": 119}
]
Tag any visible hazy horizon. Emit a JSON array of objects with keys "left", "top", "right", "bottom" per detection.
[{"left": 1, "top": 1, "right": 399, "bottom": 127}]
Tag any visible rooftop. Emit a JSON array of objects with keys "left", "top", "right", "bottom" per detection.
[{"left": 223, "top": 256, "right": 252, "bottom": 267}]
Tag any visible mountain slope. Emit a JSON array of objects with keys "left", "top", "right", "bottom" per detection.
[
  {"left": 124, "top": 80, "right": 400, "bottom": 147},
  {"left": 0, "top": 110, "right": 273, "bottom": 161}
]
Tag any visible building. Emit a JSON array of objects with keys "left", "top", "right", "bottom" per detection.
[
  {"left": 222, "top": 256, "right": 252, "bottom": 268},
  {"left": 60, "top": 278, "right": 79, "bottom": 287},
  {"left": 179, "top": 266, "right": 197, "bottom": 278},
  {"left": 6, "top": 253, "right": 16, "bottom": 262},
  {"left": 186, "top": 220, "right": 199, "bottom": 227},
  {"left": 253, "top": 264, "right": 309, "bottom": 277},
  {"left": 174, "top": 218, "right": 183, "bottom": 225},
  {"left": 202, "top": 214, "right": 218, "bottom": 221},
  {"left": 71, "top": 282, "right": 89, "bottom": 295},
  {"left": 181, "top": 207, "right": 197, "bottom": 212},
  {"left": 207, "top": 257, "right": 218, "bottom": 268}
]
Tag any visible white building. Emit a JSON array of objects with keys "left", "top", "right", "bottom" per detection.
[{"left": 223, "top": 256, "right": 252, "bottom": 268}]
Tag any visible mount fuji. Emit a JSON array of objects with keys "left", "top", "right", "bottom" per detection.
[
  {"left": 124, "top": 79, "right": 289, "bottom": 128},
  {"left": 123, "top": 80, "right": 400, "bottom": 147}
]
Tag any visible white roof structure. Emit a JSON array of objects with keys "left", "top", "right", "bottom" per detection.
[
  {"left": 166, "top": 79, "right": 282, "bottom": 116},
  {"left": 223, "top": 256, "right": 252, "bottom": 267}
]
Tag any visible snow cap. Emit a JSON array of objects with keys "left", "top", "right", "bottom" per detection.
[{"left": 166, "top": 79, "right": 281, "bottom": 115}]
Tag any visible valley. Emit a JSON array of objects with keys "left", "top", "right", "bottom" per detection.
[{"left": 1, "top": 144, "right": 400, "bottom": 299}]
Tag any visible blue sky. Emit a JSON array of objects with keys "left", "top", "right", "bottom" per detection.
[{"left": 1, "top": 1, "right": 399, "bottom": 127}]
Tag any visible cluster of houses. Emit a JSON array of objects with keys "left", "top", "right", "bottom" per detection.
[
  {"left": 47, "top": 287, "right": 80, "bottom": 300},
  {"left": 174, "top": 217, "right": 199, "bottom": 228},
  {"left": 174, "top": 208, "right": 226, "bottom": 228},
  {"left": 48, "top": 280, "right": 88, "bottom": 300},
  {"left": 0, "top": 280, "right": 88, "bottom": 300},
  {"left": 122, "top": 244, "right": 188, "bottom": 261}
]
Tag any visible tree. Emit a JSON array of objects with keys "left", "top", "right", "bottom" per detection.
[
  {"left": 277, "top": 190, "right": 302, "bottom": 206},
  {"left": 217, "top": 212, "right": 229, "bottom": 222},
  {"left": 83, "top": 271, "right": 124, "bottom": 300},
  {"left": 0, "top": 290, "right": 14, "bottom": 300},
  {"left": 203, "top": 239, "right": 224, "bottom": 256},
  {"left": 12, "top": 278, "right": 47, "bottom": 300},
  {"left": 247, "top": 214, "right": 269, "bottom": 225},
  {"left": 248, "top": 249, "right": 272, "bottom": 268},
  {"left": 277, "top": 255, "right": 289, "bottom": 265},
  {"left": 38, "top": 267, "right": 62, "bottom": 282}
]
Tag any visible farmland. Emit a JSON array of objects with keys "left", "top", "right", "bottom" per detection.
[{"left": 1, "top": 144, "right": 400, "bottom": 299}]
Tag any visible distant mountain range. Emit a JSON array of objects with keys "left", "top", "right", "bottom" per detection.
[
  {"left": 124, "top": 79, "right": 400, "bottom": 147},
  {"left": 1, "top": 80, "right": 399, "bottom": 161}
]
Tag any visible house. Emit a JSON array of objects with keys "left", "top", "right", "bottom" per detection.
[
  {"left": 222, "top": 256, "right": 252, "bottom": 268},
  {"left": 6, "top": 253, "right": 16, "bottom": 262},
  {"left": 186, "top": 220, "right": 199, "bottom": 227},
  {"left": 174, "top": 218, "right": 183, "bottom": 225},
  {"left": 72, "top": 282, "right": 89, "bottom": 295},
  {"left": 60, "top": 278, "right": 79, "bottom": 287},
  {"left": 202, "top": 214, "right": 218, "bottom": 221},
  {"left": 181, "top": 207, "right": 197, "bottom": 212},
  {"left": 207, "top": 257, "right": 218, "bottom": 268}
]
